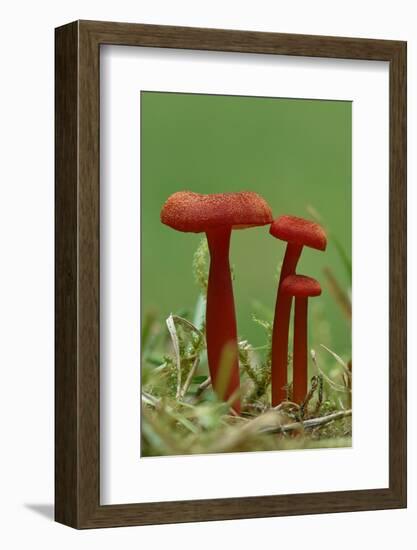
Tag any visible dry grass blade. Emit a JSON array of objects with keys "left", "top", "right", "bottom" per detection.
[
  {"left": 323, "top": 266, "right": 351, "bottom": 321},
  {"left": 179, "top": 355, "right": 200, "bottom": 399},
  {"left": 142, "top": 406, "right": 185, "bottom": 455},
  {"left": 142, "top": 391, "right": 159, "bottom": 407},
  {"left": 166, "top": 314, "right": 181, "bottom": 398},
  {"left": 171, "top": 314, "right": 204, "bottom": 338},
  {"left": 320, "top": 344, "right": 351, "bottom": 378},
  {"left": 207, "top": 410, "right": 290, "bottom": 453},
  {"left": 195, "top": 376, "right": 211, "bottom": 397},
  {"left": 141, "top": 393, "right": 198, "bottom": 434},
  {"left": 311, "top": 349, "right": 350, "bottom": 393}
]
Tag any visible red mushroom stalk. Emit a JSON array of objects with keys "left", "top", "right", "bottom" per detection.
[
  {"left": 270, "top": 288, "right": 293, "bottom": 405},
  {"left": 269, "top": 216, "right": 326, "bottom": 406},
  {"left": 161, "top": 191, "right": 272, "bottom": 413},
  {"left": 281, "top": 275, "right": 322, "bottom": 404},
  {"left": 205, "top": 227, "right": 240, "bottom": 407},
  {"left": 293, "top": 297, "right": 308, "bottom": 404}
]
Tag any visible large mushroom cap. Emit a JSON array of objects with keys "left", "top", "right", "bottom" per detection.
[
  {"left": 161, "top": 191, "right": 273, "bottom": 233},
  {"left": 270, "top": 215, "right": 327, "bottom": 251},
  {"left": 281, "top": 275, "right": 322, "bottom": 298}
]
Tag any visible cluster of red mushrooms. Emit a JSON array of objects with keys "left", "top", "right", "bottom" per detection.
[{"left": 161, "top": 191, "right": 327, "bottom": 415}]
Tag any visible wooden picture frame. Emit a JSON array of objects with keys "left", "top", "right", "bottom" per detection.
[{"left": 55, "top": 20, "right": 407, "bottom": 529}]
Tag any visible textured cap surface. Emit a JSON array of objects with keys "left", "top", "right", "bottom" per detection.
[
  {"left": 281, "top": 274, "right": 322, "bottom": 297},
  {"left": 161, "top": 191, "right": 273, "bottom": 233},
  {"left": 270, "top": 215, "right": 327, "bottom": 251}
]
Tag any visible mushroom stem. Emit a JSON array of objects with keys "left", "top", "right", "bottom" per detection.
[
  {"left": 293, "top": 296, "right": 308, "bottom": 405},
  {"left": 271, "top": 243, "right": 302, "bottom": 406},
  {"left": 271, "top": 291, "right": 292, "bottom": 405},
  {"left": 206, "top": 227, "right": 240, "bottom": 413},
  {"left": 279, "top": 243, "right": 303, "bottom": 285}
]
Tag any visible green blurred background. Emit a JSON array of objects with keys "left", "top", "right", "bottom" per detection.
[{"left": 141, "top": 92, "right": 351, "bottom": 357}]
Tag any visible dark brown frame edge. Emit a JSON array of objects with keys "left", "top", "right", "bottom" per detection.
[{"left": 55, "top": 20, "right": 407, "bottom": 529}]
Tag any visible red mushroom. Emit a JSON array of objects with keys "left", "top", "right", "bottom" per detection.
[
  {"left": 281, "top": 275, "right": 322, "bottom": 404},
  {"left": 161, "top": 191, "right": 272, "bottom": 413},
  {"left": 269, "top": 216, "right": 326, "bottom": 406}
]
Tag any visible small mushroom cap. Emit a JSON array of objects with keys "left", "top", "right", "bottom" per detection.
[
  {"left": 161, "top": 191, "right": 273, "bottom": 233},
  {"left": 270, "top": 215, "right": 327, "bottom": 251},
  {"left": 281, "top": 275, "right": 322, "bottom": 297}
]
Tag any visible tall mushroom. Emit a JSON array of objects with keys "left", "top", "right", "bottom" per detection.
[
  {"left": 269, "top": 216, "right": 326, "bottom": 406},
  {"left": 281, "top": 275, "right": 322, "bottom": 404},
  {"left": 161, "top": 191, "right": 273, "bottom": 413}
]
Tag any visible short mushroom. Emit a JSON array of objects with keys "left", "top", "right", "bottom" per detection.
[
  {"left": 281, "top": 275, "right": 322, "bottom": 405},
  {"left": 269, "top": 215, "right": 327, "bottom": 406},
  {"left": 161, "top": 191, "right": 273, "bottom": 413}
]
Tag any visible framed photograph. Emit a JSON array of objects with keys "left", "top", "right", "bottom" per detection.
[{"left": 55, "top": 20, "right": 406, "bottom": 528}]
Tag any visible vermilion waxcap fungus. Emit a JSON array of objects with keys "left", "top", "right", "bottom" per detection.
[
  {"left": 161, "top": 191, "right": 273, "bottom": 414},
  {"left": 269, "top": 215, "right": 327, "bottom": 406},
  {"left": 281, "top": 275, "right": 322, "bottom": 405},
  {"left": 270, "top": 215, "right": 327, "bottom": 257},
  {"left": 281, "top": 274, "right": 322, "bottom": 298},
  {"left": 161, "top": 191, "right": 272, "bottom": 232}
]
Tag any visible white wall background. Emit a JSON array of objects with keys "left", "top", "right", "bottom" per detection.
[{"left": 0, "top": 1, "right": 414, "bottom": 548}]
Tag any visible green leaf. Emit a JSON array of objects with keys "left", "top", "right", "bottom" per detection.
[{"left": 192, "top": 375, "right": 208, "bottom": 384}]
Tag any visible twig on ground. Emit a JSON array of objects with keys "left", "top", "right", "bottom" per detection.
[
  {"left": 300, "top": 375, "right": 320, "bottom": 418},
  {"left": 273, "top": 401, "right": 301, "bottom": 414},
  {"left": 260, "top": 409, "right": 352, "bottom": 435},
  {"left": 313, "top": 374, "right": 324, "bottom": 415}
]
